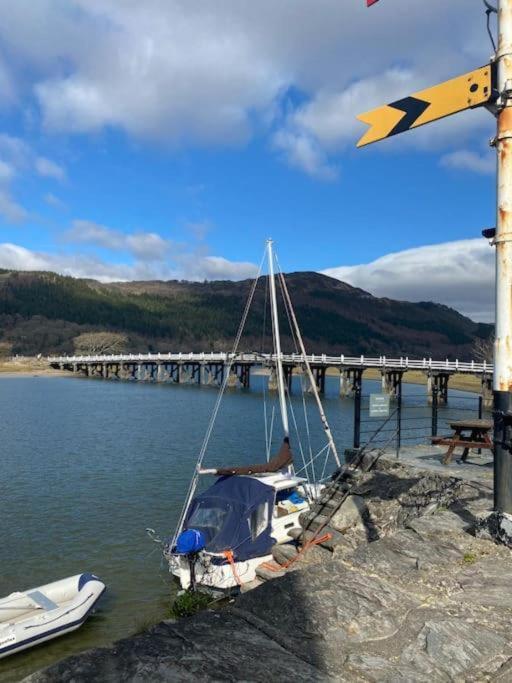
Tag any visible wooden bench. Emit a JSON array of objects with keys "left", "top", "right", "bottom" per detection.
[{"left": 432, "top": 419, "right": 493, "bottom": 465}]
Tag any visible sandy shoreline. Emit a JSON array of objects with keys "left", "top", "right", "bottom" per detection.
[
  {"left": 0, "top": 370, "right": 70, "bottom": 378},
  {"left": 0, "top": 361, "right": 69, "bottom": 378}
]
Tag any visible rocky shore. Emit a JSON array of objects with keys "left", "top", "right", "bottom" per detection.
[{"left": 25, "top": 448, "right": 512, "bottom": 682}]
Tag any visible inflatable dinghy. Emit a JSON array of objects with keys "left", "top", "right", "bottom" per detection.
[{"left": 0, "top": 573, "right": 105, "bottom": 658}]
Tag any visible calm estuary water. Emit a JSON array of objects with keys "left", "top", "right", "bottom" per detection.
[{"left": 0, "top": 374, "right": 482, "bottom": 682}]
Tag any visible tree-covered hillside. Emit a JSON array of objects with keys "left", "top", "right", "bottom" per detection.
[{"left": 0, "top": 269, "right": 492, "bottom": 358}]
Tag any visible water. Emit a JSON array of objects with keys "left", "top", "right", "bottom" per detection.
[{"left": 0, "top": 374, "right": 481, "bottom": 682}]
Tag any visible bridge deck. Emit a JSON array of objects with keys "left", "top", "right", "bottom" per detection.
[{"left": 48, "top": 353, "right": 493, "bottom": 376}]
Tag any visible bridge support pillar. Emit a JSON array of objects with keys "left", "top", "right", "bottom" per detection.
[
  {"left": 340, "top": 368, "right": 363, "bottom": 398},
  {"left": 191, "top": 363, "right": 201, "bottom": 384},
  {"left": 210, "top": 363, "right": 225, "bottom": 386},
  {"left": 381, "top": 370, "right": 405, "bottom": 400},
  {"left": 310, "top": 366, "right": 326, "bottom": 394},
  {"left": 268, "top": 367, "right": 278, "bottom": 392},
  {"left": 233, "top": 363, "right": 250, "bottom": 389},
  {"left": 283, "top": 364, "right": 293, "bottom": 393},
  {"left": 227, "top": 369, "right": 240, "bottom": 388},
  {"left": 427, "top": 372, "right": 450, "bottom": 405}
]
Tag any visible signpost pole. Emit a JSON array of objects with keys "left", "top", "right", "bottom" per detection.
[{"left": 494, "top": 0, "right": 512, "bottom": 513}]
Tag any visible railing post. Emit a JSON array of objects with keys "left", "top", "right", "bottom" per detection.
[
  {"left": 431, "top": 385, "right": 438, "bottom": 438},
  {"left": 353, "top": 383, "right": 362, "bottom": 449}
]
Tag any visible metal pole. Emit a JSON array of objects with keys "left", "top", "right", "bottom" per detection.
[
  {"left": 494, "top": 0, "right": 512, "bottom": 513},
  {"left": 267, "top": 239, "right": 289, "bottom": 438},
  {"left": 478, "top": 394, "right": 483, "bottom": 455},
  {"left": 353, "top": 382, "right": 361, "bottom": 449},
  {"left": 431, "top": 385, "right": 438, "bottom": 439},
  {"left": 396, "top": 375, "right": 402, "bottom": 459}
]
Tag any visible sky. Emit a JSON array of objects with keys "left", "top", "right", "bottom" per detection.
[{"left": 0, "top": 0, "right": 499, "bottom": 322}]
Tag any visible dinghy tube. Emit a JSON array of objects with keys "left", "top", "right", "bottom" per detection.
[{"left": 0, "top": 573, "right": 106, "bottom": 658}]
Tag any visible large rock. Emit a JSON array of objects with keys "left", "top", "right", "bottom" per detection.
[
  {"left": 400, "top": 619, "right": 507, "bottom": 679},
  {"left": 271, "top": 542, "right": 298, "bottom": 566},
  {"left": 329, "top": 494, "right": 366, "bottom": 533},
  {"left": 25, "top": 456, "right": 512, "bottom": 683},
  {"left": 24, "top": 610, "right": 325, "bottom": 682}
]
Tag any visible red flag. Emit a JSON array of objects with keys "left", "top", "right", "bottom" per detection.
[{"left": 367, "top": 0, "right": 380, "bottom": 5}]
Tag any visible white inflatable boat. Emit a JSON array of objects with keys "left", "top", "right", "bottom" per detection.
[{"left": 0, "top": 573, "right": 105, "bottom": 658}]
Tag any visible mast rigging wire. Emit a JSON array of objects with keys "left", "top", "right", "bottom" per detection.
[
  {"left": 276, "top": 259, "right": 341, "bottom": 468},
  {"left": 169, "top": 250, "right": 266, "bottom": 551}
]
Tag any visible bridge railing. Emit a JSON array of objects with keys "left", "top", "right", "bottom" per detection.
[{"left": 47, "top": 352, "right": 494, "bottom": 374}]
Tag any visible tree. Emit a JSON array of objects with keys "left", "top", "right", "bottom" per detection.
[
  {"left": 0, "top": 341, "right": 12, "bottom": 358},
  {"left": 472, "top": 335, "right": 494, "bottom": 363},
  {"left": 73, "top": 331, "right": 128, "bottom": 355}
]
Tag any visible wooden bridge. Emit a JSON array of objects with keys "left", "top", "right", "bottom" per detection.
[{"left": 48, "top": 352, "right": 494, "bottom": 406}]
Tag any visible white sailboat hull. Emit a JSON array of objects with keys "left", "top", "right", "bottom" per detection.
[
  {"left": 171, "top": 504, "right": 307, "bottom": 591},
  {"left": 0, "top": 573, "right": 105, "bottom": 659},
  {"left": 171, "top": 553, "right": 273, "bottom": 591}
]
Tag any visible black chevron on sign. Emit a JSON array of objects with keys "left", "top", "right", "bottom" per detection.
[{"left": 387, "top": 96, "right": 431, "bottom": 137}]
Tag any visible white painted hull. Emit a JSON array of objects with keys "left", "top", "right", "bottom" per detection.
[
  {"left": 0, "top": 573, "right": 105, "bottom": 659},
  {"left": 171, "top": 506, "right": 307, "bottom": 591},
  {"left": 171, "top": 553, "right": 273, "bottom": 591}
]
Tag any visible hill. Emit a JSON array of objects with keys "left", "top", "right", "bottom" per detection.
[{"left": 0, "top": 269, "right": 492, "bottom": 358}]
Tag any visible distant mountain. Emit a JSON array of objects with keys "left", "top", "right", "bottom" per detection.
[{"left": 0, "top": 269, "right": 492, "bottom": 358}]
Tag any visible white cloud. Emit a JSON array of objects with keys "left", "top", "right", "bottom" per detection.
[
  {"left": 0, "top": 160, "right": 15, "bottom": 182},
  {"left": 65, "top": 219, "right": 171, "bottom": 261},
  {"left": 440, "top": 149, "right": 495, "bottom": 175},
  {"left": 44, "top": 192, "right": 65, "bottom": 209},
  {"left": 0, "top": 134, "right": 30, "bottom": 168},
  {"left": 0, "top": 0, "right": 493, "bottom": 172},
  {"left": 273, "top": 129, "right": 337, "bottom": 180},
  {"left": 35, "top": 156, "right": 66, "bottom": 181},
  {"left": 0, "top": 241, "right": 258, "bottom": 283},
  {"left": 323, "top": 238, "right": 494, "bottom": 322},
  {"left": 0, "top": 189, "right": 28, "bottom": 223},
  {"left": 0, "top": 136, "right": 66, "bottom": 223}
]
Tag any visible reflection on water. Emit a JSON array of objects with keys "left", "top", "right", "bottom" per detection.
[{"left": 0, "top": 374, "right": 479, "bottom": 682}]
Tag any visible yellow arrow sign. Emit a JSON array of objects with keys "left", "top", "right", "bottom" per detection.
[{"left": 357, "top": 65, "right": 494, "bottom": 147}]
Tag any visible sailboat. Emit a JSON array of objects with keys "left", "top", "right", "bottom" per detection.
[{"left": 164, "top": 240, "right": 340, "bottom": 592}]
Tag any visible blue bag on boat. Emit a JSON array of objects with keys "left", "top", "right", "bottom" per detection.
[
  {"left": 288, "top": 491, "right": 305, "bottom": 505},
  {"left": 175, "top": 529, "right": 206, "bottom": 554}
]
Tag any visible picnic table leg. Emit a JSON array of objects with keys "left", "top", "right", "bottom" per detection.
[
  {"left": 460, "top": 429, "right": 478, "bottom": 462},
  {"left": 443, "top": 442, "right": 457, "bottom": 465}
]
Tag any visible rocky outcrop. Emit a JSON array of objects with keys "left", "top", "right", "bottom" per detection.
[{"left": 27, "top": 454, "right": 512, "bottom": 682}]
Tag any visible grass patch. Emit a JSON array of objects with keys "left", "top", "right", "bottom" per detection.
[
  {"left": 462, "top": 552, "right": 478, "bottom": 565},
  {"left": 170, "top": 590, "right": 211, "bottom": 619}
]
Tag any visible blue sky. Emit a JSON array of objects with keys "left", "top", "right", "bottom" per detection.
[{"left": 0, "top": 0, "right": 499, "bottom": 321}]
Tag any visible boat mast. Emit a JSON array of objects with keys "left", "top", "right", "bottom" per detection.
[{"left": 267, "top": 239, "right": 289, "bottom": 440}]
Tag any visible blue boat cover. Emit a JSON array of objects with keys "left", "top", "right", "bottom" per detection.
[{"left": 183, "top": 476, "right": 275, "bottom": 562}]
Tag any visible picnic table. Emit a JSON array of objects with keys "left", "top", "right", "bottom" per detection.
[{"left": 432, "top": 419, "right": 494, "bottom": 465}]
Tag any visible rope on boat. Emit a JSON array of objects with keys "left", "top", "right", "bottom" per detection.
[
  {"left": 223, "top": 550, "right": 243, "bottom": 586},
  {"left": 260, "top": 532, "right": 333, "bottom": 573}
]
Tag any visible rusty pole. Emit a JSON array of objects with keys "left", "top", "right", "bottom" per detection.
[{"left": 494, "top": 0, "right": 512, "bottom": 512}]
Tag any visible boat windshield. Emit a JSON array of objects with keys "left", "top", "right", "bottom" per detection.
[{"left": 187, "top": 500, "right": 230, "bottom": 543}]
